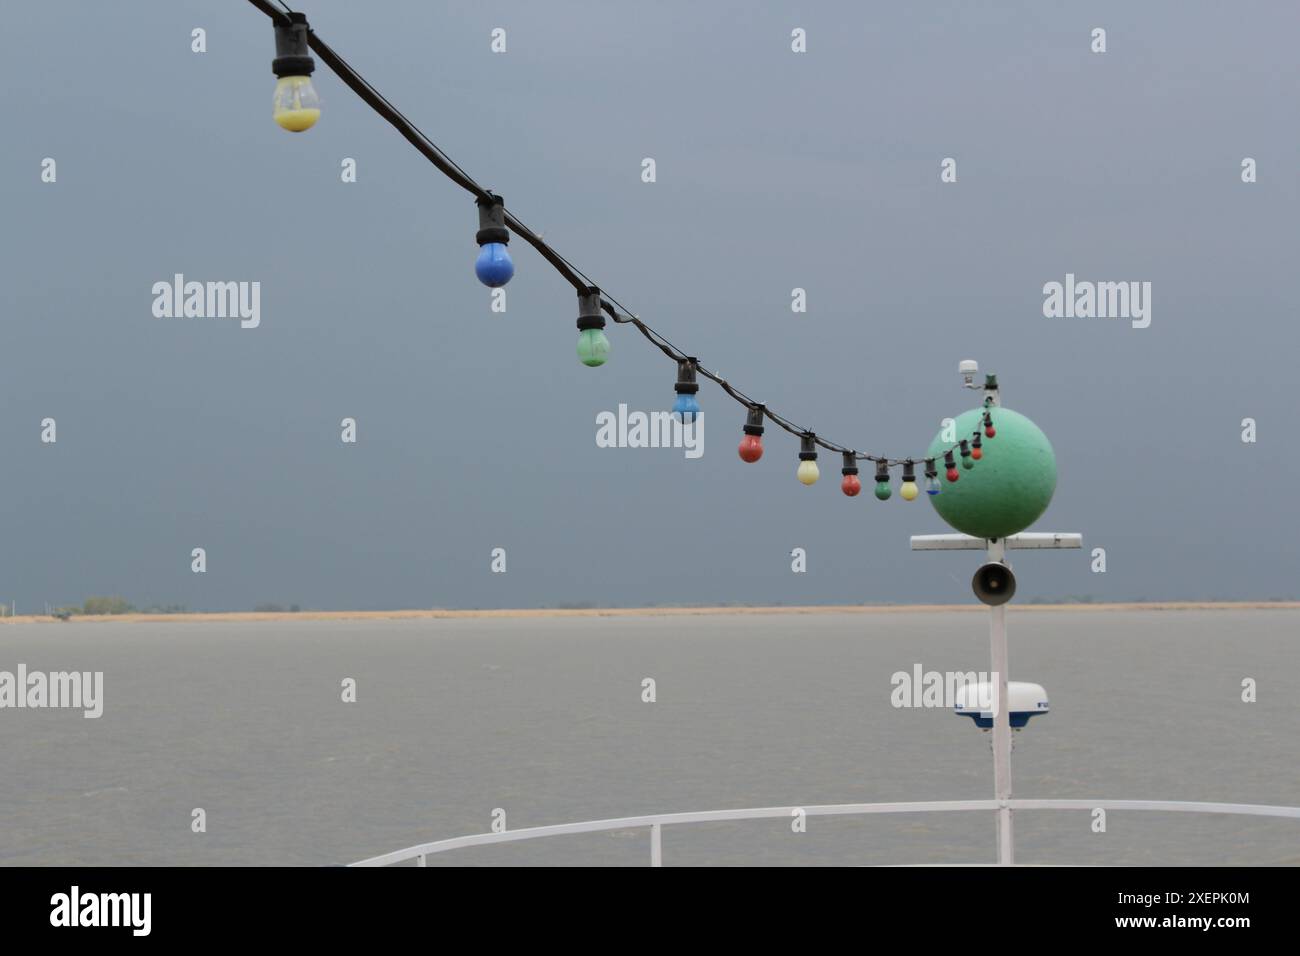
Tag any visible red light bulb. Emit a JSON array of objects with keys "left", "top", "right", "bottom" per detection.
[
  {"left": 985, "top": 425, "right": 996, "bottom": 438},
  {"left": 841, "top": 474, "right": 862, "bottom": 497},
  {"left": 971, "top": 446, "right": 982, "bottom": 461},
  {"left": 738, "top": 434, "right": 764, "bottom": 463},
  {"left": 946, "top": 467, "right": 960, "bottom": 482}
]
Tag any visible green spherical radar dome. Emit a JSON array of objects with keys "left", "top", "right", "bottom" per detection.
[{"left": 926, "top": 406, "right": 1056, "bottom": 540}]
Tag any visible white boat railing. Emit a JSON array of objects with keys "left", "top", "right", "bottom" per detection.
[{"left": 349, "top": 798, "right": 1300, "bottom": 867}]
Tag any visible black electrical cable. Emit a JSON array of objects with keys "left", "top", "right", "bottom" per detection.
[{"left": 244, "top": 0, "right": 984, "bottom": 470}]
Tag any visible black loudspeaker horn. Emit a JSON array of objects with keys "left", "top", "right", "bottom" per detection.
[{"left": 972, "top": 561, "right": 1016, "bottom": 606}]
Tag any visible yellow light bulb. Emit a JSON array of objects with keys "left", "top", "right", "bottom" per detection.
[
  {"left": 797, "top": 460, "right": 820, "bottom": 486},
  {"left": 900, "top": 481, "right": 919, "bottom": 501},
  {"left": 273, "top": 75, "right": 320, "bottom": 132}
]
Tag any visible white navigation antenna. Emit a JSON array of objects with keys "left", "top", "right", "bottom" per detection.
[{"left": 954, "top": 680, "right": 1050, "bottom": 730}]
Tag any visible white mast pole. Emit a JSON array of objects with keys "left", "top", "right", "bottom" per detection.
[{"left": 987, "top": 538, "right": 1013, "bottom": 865}]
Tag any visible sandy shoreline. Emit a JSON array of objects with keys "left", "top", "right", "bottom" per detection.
[{"left": 1, "top": 602, "right": 1297, "bottom": 625}]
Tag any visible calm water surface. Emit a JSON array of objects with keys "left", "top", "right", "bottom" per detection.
[{"left": 1, "top": 610, "right": 1297, "bottom": 866}]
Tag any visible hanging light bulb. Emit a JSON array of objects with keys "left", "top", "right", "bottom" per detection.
[
  {"left": 960, "top": 439, "right": 975, "bottom": 470},
  {"left": 474, "top": 194, "right": 514, "bottom": 287},
  {"left": 271, "top": 13, "right": 320, "bottom": 132},
  {"left": 945, "top": 450, "right": 960, "bottom": 482},
  {"left": 575, "top": 287, "right": 609, "bottom": 367},
  {"left": 874, "top": 460, "right": 892, "bottom": 500},
  {"left": 738, "top": 405, "right": 764, "bottom": 462},
  {"left": 796, "top": 433, "right": 820, "bottom": 485},
  {"left": 984, "top": 411, "right": 996, "bottom": 439},
  {"left": 840, "top": 452, "right": 861, "bottom": 497},
  {"left": 672, "top": 358, "right": 701, "bottom": 423},
  {"left": 924, "top": 458, "right": 941, "bottom": 495},
  {"left": 900, "top": 460, "right": 919, "bottom": 500}
]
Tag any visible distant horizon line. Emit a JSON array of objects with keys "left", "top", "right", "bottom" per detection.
[{"left": 3, "top": 601, "right": 1298, "bottom": 625}]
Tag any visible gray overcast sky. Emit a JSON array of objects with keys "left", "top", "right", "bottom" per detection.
[{"left": 1, "top": 0, "right": 1297, "bottom": 611}]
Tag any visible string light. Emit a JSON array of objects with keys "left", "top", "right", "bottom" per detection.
[
  {"left": 474, "top": 195, "right": 514, "bottom": 287},
  {"left": 900, "top": 460, "right": 919, "bottom": 500},
  {"left": 243, "top": 1, "right": 1012, "bottom": 502},
  {"left": 840, "top": 452, "right": 861, "bottom": 497},
  {"left": 270, "top": 12, "right": 320, "bottom": 131},
  {"left": 874, "top": 460, "right": 892, "bottom": 500},
  {"left": 738, "top": 405, "right": 765, "bottom": 463},
  {"left": 575, "top": 287, "right": 609, "bottom": 367},
  {"left": 673, "top": 359, "right": 701, "bottom": 423},
  {"left": 797, "top": 434, "right": 820, "bottom": 486},
  {"left": 924, "top": 458, "right": 941, "bottom": 496}
]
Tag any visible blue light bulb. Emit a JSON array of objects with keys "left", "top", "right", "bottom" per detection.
[
  {"left": 475, "top": 243, "right": 514, "bottom": 287},
  {"left": 672, "top": 393, "right": 700, "bottom": 423},
  {"left": 926, "top": 476, "right": 941, "bottom": 495}
]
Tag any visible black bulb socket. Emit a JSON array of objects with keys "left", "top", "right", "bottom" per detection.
[
  {"left": 576, "top": 287, "right": 605, "bottom": 332},
  {"left": 272, "top": 12, "right": 315, "bottom": 77},
  {"left": 475, "top": 195, "right": 509, "bottom": 246},
  {"left": 675, "top": 358, "right": 699, "bottom": 395}
]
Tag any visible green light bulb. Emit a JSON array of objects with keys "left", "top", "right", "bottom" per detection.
[
  {"left": 577, "top": 328, "right": 609, "bottom": 367},
  {"left": 874, "top": 481, "right": 892, "bottom": 500}
]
